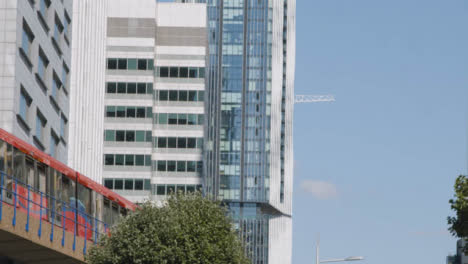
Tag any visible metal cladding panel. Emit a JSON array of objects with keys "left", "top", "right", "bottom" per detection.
[{"left": 268, "top": 215, "right": 293, "bottom": 264}]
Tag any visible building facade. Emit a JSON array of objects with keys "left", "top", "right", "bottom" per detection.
[
  {"left": 102, "top": 0, "right": 207, "bottom": 203},
  {"left": 68, "top": 0, "right": 108, "bottom": 183},
  {"left": 203, "top": 0, "right": 296, "bottom": 263},
  {"left": 0, "top": 0, "right": 73, "bottom": 164}
]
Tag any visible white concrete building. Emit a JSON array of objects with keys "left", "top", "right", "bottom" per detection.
[
  {"left": 0, "top": 0, "right": 73, "bottom": 164},
  {"left": 68, "top": 0, "right": 108, "bottom": 183},
  {"left": 102, "top": 0, "right": 207, "bottom": 203}
]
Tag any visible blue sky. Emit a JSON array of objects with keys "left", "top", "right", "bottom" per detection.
[{"left": 293, "top": 0, "right": 468, "bottom": 263}]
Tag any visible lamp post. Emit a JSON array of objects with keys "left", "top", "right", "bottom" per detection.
[{"left": 316, "top": 237, "right": 364, "bottom": 264}]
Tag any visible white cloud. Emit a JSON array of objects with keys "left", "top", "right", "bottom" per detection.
[{"left": 300, "top": 180, "right": 338, "bottom": 200}]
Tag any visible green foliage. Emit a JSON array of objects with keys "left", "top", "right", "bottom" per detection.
[
  {"left": 448, "top": 175, "right": 468, "bottom": 241},
  {"left": 86, "top": 193, "right": 250, "bottom": 264}
]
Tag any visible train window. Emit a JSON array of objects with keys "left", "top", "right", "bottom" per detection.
[
  {"left": 95, "top": 193, "right": 103, "bottom": 233},
  {"left": 25, "top": 158, "right": 34, "bottom": 187},
  {"left": 62, "top": 175, "right": 75, "bottom": 206},
  {"left": 78, "top": 183, "right": 92, "bottom": 216},
  {"left": 103, "top": 198, "right": 112, "bottom": 226},
  {"left": 13, "top": 148, "right": 25, "bottom": 183},
  {"left": 111, "top": 203, "right": 119, "bottom": 226},
  {"left": 37, "top": 163, "right": 46, "bottom": 193},
  {"left": 49, "top": 168, "right": 61, "bottom": 223}
]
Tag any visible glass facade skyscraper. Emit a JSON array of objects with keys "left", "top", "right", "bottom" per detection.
[{"left": 204, "top": 0, "right": 295, "bottom": 263}]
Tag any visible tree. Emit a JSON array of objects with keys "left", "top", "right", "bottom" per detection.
[
  {"left": 86, "top": 193, "right": 250, "bottom": 264},
  {"left": 448, "top": 175, "right": 468, "bottom": 251}
]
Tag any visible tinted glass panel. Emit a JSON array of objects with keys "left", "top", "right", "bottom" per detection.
[
  {"left": 179, "top": 67, "right": 188, "bottom": 78},
  {"left": 127, "top": 83, "right": 136, "bottom": 94},
  {"left": 104, "top": 179, "right": 113, "bottom": 189},
  {"left": 107, "top": 82, "right": 116, "bottom": 93},
  {"left": 137, "top": 83, "right": 146, "bottom": 94},
  {"left": 127, "top": 59, "right": 137, "bottom": 70},
  {"left": 114, "top": 179, "right": 123, "bottom": 190},
  {"left": 187, "top": 138, "right": 196, "bottom": 148},
  {"left": 135, "top": 155, "right": 144, "bottom": 166},
  {"left": 135, "top": 179, "right": 143, "bottom": 190},
  {"left": 138, "top": 59, "right": 147, "bottom": 70},
  {"left": 168, "top": 114, "right": 177, "bottom": 125},
  {"left": 157, "top": 185, "right": 165, "bottom": 195},
  {"left": 107, "top": 59, "right": 117, "bottom": 69},
  {"left": 159, "top": 90, "right": 168, "bottom": 101},
  {"left": 168, "top": 137, "right": 177, "bottom": 148},
  {"left": 169, "top": 67, "right": 178, "bottom": 77},
  {"left": 105, "top": 154, "right": 114, "bottom": 165},
  {"left": 160, "top": 67, "right": 169, "bottom": 77},
  {"left": 179, "top": 91, "right": 188, "bottom": 101},
  {"left": 106, "top": 106, "right": 116, "bottom": 117},
  {"left": 189, "top": 68, "right": 197, "bottom": 78},
  {"left": 115, "top": 155, "right": 124, "bottom": 165},
  {"left": 125, "top": 155, "right": 134, "bottom": 166},
  {"left": 116, "top": 106, "right": 125, "bottom": 117},
  {"left": 187, "top": 161, "right": 196, "bottom": 172},
  {"left": 118, "top": 59, "right": 127, "bottom": 70},
  {"left": 136, "top": 107, "right": 145, "bottom": 118},
  {"left": 177, "top": 138, "right": 186, "bottom": 148},
  {"left": 126, "top": 131, "right": 135, "bottom": 142},
  {"left": 157, "top": 161, "right": 166, "bottom": 171},
  {"left": 158, "top": 113, "right": 168, "bottom": 124},
  {"left": 188, "top": 91, "right": 197, "bottom": 101},
  {"left": 117, "top": 83, "right": 126, "bottom": 93},
  {"left": 126, "top": 107, "right": 135, "bottom": 118},
  {"left": 124, "top": 179, "right": 133, "bottom": 190},
  {"left": 136, "top": 131, "right": 145, "bottom": 142},
  {"left": 167, "top": 161, "right": 176, "bottom": 172},
  {"left": 169, "top": 91, "right": 178, "bottom": 101},
  {"left": 116, "top": 131, "right": 125, "bottom": 141},
  {"left": 177, "top": 161, "right": 186, "bottom": 172}
]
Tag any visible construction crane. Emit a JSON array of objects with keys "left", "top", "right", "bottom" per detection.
[{"left": 295, "top": 94, "right": 335, "bottom": 104}]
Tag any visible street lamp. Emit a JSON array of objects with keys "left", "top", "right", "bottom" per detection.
[{"left": 316, "top": 237, "right": 364, "bottom": 264}]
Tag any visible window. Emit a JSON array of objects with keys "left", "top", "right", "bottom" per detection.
[
  {"left": 36, "top": 113, "right": 46, "bottom": 141},
  {"left": 52, "top": 74, "right": 61, "bottom": 98},
  {"left": 138, "top": 59, "right": 147, "bottom": 70},
  {"left": 117, "top": 82, "right": 126, "bottom": 93},
  {"left": 127, "top": 59, "right": 137, "bottom": 70},
  {"left": 50, "top": 132, "right": 59, "bottom": 157},
  {"left": 126, "top": 131, "right": 135, "bottom": 142},
  {"left": 168, "top": 137, "right": 177, "bottom": 148},
  {"left": 158, "top": 113, "right": 168, "bottom": 124},
  {"left": 19, "top": 90, "right": 31, "bottom": 122},
  {"left": 106, "top": 106, "right": 116, "bottom": 117},
  {"left": 160, "top": 67, "right": 169, "bottom": 77},
  {"left": 168, "top": 114, "right": 177, "bottom": 125},
  {"left": 104, "top": 179, "right": 113, "bottom": 189},
  {"left": 105, "top": 154, "right": 114, "bottom": 165},
  {"left": 187, "top": 138, "right": 196, "bottom": 148},
  {"left": 188, "top": 114, "right": 197, "bottom": 125},
  {"left": 135, "top": 179, "right": 143, "bottom": 190},
  {"left": 115, "top": 131, "right": 125, "bottom": 142},
  {"left": 39, "top": 0, "right": 50, "bottom": 18},
  {"left": 118, "top": 58, "right": 127, "bottom": 70},
  {"left": 116, "top": 106, "right": 125, "bottom": 117},
  {"left": 60, "top": 115, "right": 67, "bottom": 139},
  {"left": 38, "top": 49, "right": 49, "bottom": 81},
  {"left": 127, "top": 83, "right": 136, "bottom": 94},
  {"left": 157, "top": 67, "right": 205, "bottom": 78},
  {"left": 53, "top": 16, "right": 63, "bottom": 43},
  {"left": 167, "top": 161, "right": 176, "bottom": 172},
  {"left": 159, "top": 90, "right": 168, "bottom": 101},
  {"left": 178, "top": 114, "right": 187, "bottom": 125},
  {"left": 136, "top": 107, "right": 145, "bottom": 118},
  {"left": 198, "top": 91, "right": 205, "bottom": 101},
  {"left": 126, "top": 107, "right": 135, "bottom": 118},
  {"left": 156, "top": 185, "right": 165, "bottom": 195},
  {"left": 105, "top": 130, "right": 115, "bottom": 141},
  {"left": 135, "top": 155, "right": 144, "bottom": 166},
  {"left": 188, "top": 91, "right": 197, "bottom": 101},
  {"left": 21, "top": 21, "right": 34, "bottom": 58},
  {"left": 107, "top": 58, "right": 117, "bottom": 69},
  {"left": 179, "top": 91, "right": 188, "bottom": 101},
  {"left": 187, "top": 161, "right": 196, "bottom": 172},
  {"left": 169, "top": 91, "right": 178, "bottom": 101},
  {"left": 179, "top": 67, "right": 188, "bottom": 78},
  {"left": 125, "top": 155, "right": 134, "bottom": 166},
  {"left": 63, "top": 11, "right": 71, "bottom": 40},
  {"left": 157, "top": 161, "right": 166, "bottom": 171},
  {"left": 177, "top": 161, "right": 186, "bottom": 172},
  {"left": 124, "top": 179, "right": 133, "bottom": 190},
  {"left": 177, "top": 138, "right": 186, "bottom": 148},
  {"left": 115, "top": 154, "right": 124, "bottom": 166},
  {"left": 114, "top": 179, "right": 123, "bottom": 190},
  {"left": 137, "top": 83, "right": 146, "bottom": 94},
  {"left": 157, "top": 137, "right": 167, "bottom": 148},
  {"left": 189, "top": 68, "right": 198, "bottom": 78},
  {"left": 61, "top": 63, "right": 69, "bottom": 89},
  {"left": 107, "top": 82, "right": 116, "bottom": 93},
  {"left": 144, "top": 179, "right": 151, "bottom": 191},
  {"left": 170, "top": 67, "right": 178, "bottom": 77},
  {"left": 136, "top": 131, "right": 145, "bottom": 142}
]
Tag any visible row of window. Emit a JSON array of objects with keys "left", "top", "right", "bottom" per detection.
[
  {"left": 153, "top": 160, "right": 203, "bottom": 173},
  {"left": 154, "top": 184, "right": 202, "bottom": 196},
  {"left": 155, "top": 90, "right": 204, "bottom": 102},
  {"left": 153, "top": 137, "right": 203, "bottom": 149},
  {"left": 106, "top": 82, "right": 153, "bottom": 95},
  {"left": 104, "top": 130, "right": 152, "bottom": 143},
  {"left": 104, "top": 178, "right": 151, "bottom": 191},
  {"left": 156, "top": 67, "right": 205, "bottom": 79},
  {"left": 154, "top": 113, "right": 204, "bottom": 126},
  {"left": 104, "top": 154, "right": 152, "bottom": 167},
  {"left": 107, "top": 58, "right": 154, "bottom": 71},
  {"left": 105, "top": 106, "right": 152, "bottom": 119}
]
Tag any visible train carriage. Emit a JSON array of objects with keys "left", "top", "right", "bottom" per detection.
[{"left": 0, "top": 128, "right": 136, "bottom": 241}]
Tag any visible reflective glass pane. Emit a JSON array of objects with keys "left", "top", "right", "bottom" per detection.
[
  {"left": 167, "top": 161, "right": 176, "bottom": 172},
  {"left": 127, "top": 59, "right": 137, "bottom": 70}
]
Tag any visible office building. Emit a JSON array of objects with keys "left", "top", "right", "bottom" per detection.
[
  {"left": 204, "top": 0, "right": 296, "bottom": 263},
  {"left": 68, "top": 0, "right": 108, "bottom": 183},
  {"left": 102, "top": 0, "right": 207, "bottom": 203},
  {"left": 447, "top": 239, "right": 468, "bottom": 264},
  {"left": 0, "top": 0, "right": 73, "bottom": 164}
]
